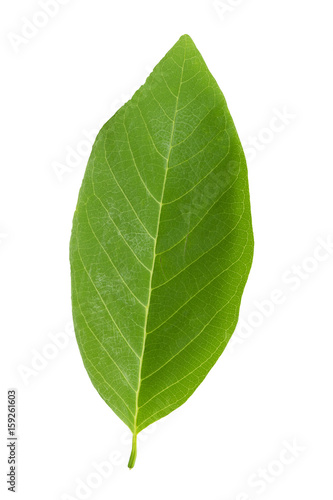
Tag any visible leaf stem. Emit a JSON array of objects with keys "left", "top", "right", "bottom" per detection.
[{"left": 128, "top": 433, "right": 137, "bottom": 469}]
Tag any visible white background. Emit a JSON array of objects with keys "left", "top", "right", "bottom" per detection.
[{"left": 1, "top": 1, "right": 333, "bottom": 499}]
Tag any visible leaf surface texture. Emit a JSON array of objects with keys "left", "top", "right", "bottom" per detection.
[{"left": 70, "top": 34, "right": 254, "bottom": 464}]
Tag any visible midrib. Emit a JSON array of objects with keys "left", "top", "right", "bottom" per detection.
[{"left": 130, "top": 43, "right": 187, "bottom": 452}]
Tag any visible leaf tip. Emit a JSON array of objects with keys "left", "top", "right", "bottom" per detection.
[{"left": 178, "top": 33, "right": 194, "bottom": 44}]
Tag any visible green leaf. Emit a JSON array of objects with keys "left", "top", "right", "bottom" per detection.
[{"left": 70, "top": 34, "right": 254, "bottom": 468}]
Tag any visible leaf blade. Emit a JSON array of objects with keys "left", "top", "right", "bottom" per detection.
[{"left": 70, "top": 34, "right": 254, "bottom": 466}]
